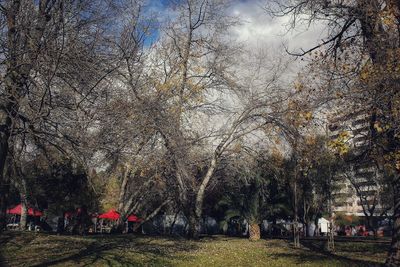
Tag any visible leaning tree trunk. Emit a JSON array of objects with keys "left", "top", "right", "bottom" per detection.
[
  {"left": 386, "top": 173, "right": 400, "bottom": 266},
  {"left": 188, "top": 154, "right": 219, "bottom": 240},
  {"left": 132, "top": 199, "right": 172, "bottom": 232},
  {"left": 249, "top": 223, "right": 260, "bottom": 241},
  {"left": 169, "top": 211, "right": 179, "bottom": 235}
]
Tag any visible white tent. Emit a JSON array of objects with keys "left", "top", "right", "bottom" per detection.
[{"left": 318, "top": 217, "right": 330, "bottom": 233}]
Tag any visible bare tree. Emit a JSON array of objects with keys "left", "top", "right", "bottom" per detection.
[
  {"left": 100, "top": 0, "right": 296, "bottom": 239},
  {"left": 0, "top": 0, "right": 120, "bottom": 230}
]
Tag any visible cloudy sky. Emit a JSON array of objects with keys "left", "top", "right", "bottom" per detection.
[
  {"left": 142, "top": 0, "right": 327, "bottom": 77},
  {"left": 229, "top": 0, "right": 326, "bottom": 50},
  {"left": 144, "top": 0, "right": 325, "bottom": 55}
]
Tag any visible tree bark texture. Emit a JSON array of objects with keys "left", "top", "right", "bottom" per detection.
[
  {"left": 19, "top": 180, "right": 28, "bottom": 230},
  {"left": 187, "top": 211, "right": 201, "bottom": 240},
  {"left": 0, "top": 109, "right": 11, "bottom": 231},
  {"left": 249, "top": 223, "right": 260, "bottom": 241}
]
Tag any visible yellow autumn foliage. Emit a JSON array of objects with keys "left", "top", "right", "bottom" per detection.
[
  {"left": 374, "top": 122, "right": 384, "bottom": 133},
  {"left": 294, "top": 81, "right": 304, "bottom": 92},
  {"left": 303, "top": 111, "right": 313, "bottom": 121},
  {"left": 328, "top": 131, "right": 350, "bottom": 156}
]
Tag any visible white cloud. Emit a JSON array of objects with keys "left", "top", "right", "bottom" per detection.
[
  {"left": 230, "top": 0, "right": 327, "bottom": 51},
  {"left": 226, "top": 0, "right": 327, "bottom": 79}
]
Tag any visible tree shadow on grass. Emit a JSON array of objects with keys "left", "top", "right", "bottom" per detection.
[
  {"left": 29, "top": 235, "right": 199, "bottom": 267},
  {"left": 0, "top": 232, "right": 16, "bottom": 267},
  {"left": 299, "top": 239, "right": 384, "bottom": 267},
  {"left": 0, "top": 231, "right": 37, "bottom": 250},
  {"left": 1, "top": 231, "right": 47, "bottom": 267},
  {"left": 32, "top": 241, "right": 136, "bottom": 267},
  {"left": 0, "top": 232, "right": 15, "bottom": 247},
  {"left": 265, "top": 238, "right": 385, "bottom": 267}
]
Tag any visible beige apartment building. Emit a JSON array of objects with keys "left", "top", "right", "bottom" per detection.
[{"left": 328, "top": 112, "right": 385, "bottom": 217}]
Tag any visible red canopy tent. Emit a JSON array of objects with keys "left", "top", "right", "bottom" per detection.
[
  {"left": 98, "top": 209, "right": 141, "bottom": 222},
  {"left": 7, "top": 204, "right": 43, "bottom": 217},
  {"left": 127, "top": 214, "right": 141, "bottom": 222},
  {"left": 98, "top": 209, "right": 120, "bottom": 220}
]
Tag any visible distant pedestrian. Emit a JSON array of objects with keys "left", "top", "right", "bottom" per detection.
[{"left": 351, "top": 226, "right": 356, "bottom": 236}]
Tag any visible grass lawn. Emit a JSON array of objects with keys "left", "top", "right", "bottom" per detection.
[{"left": 0, "top": 232, "right": 389, "bottom": 267}]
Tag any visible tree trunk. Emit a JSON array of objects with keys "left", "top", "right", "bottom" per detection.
[
  {"left": 188, "top": 155, "right": 219, "bottom": 239},
  {"left": 0, "top": 109, "right": 11, "bottom": 231},
  {"left": 0, "top": 182, "right": 8, "bottom": 231},
  {"left": 293, "top": 221, "right": 300, "bottom": 248},
  {"left": 292, "top": 148, "right": 300, "bottom": 248},
  {"left": 170, "top": 211, "right": 179, "bottom": 235},
  {"left": 386, "top": 174, "right": 400, "bottom": 266},
  {"left": 187, "top": 212, "right": 201, "bottom": 239},
  {"left": 271, "top": 218, "right": 277, "bottom": 236},
  {"left": 293, "top": 170, "right": 300, "bottom": 248},
  {"left": 304, "top": 221, "right": 309, "bottom": 237},
  {"left": 314, "top": 217, "right": 319, "bottom": 237},
  {"left": 19, "top": 190, "right": 28, "bottom": 230},
  {"left": 249, "top": 223, "right": 260, "bottom": 241},
  {"left": 117, "top": 167, "right": 131, "bottom": 213}
]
